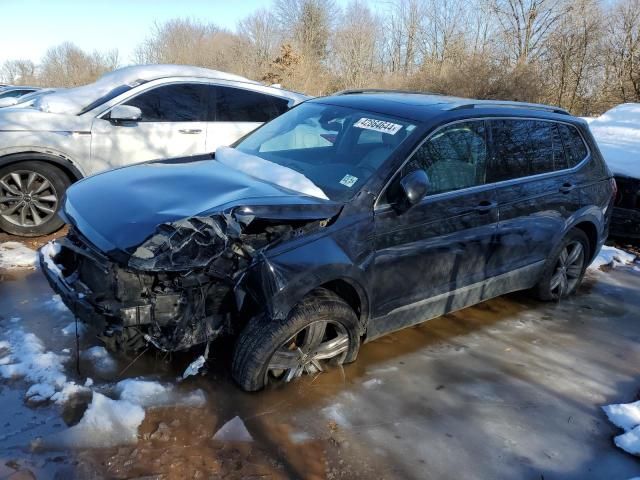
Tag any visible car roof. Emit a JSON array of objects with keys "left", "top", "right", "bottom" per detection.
[
  {"left": 0, "top": 86, "right": 40, "bottom": 91},
  {"left": 311, "top": 91, "right": 573, "bottom": 123}
]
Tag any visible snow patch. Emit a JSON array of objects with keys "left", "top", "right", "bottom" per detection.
[
  {"left": 589, "top": 245, "right": 636, "bottom": 271},
  {"left": 615, "top": 426, "right": 640, "bottom": 456},
  {"left": 0, "top": 242, "right": 38, "bottom": 269},
  {"left": 40, "top": 241, "right": 62, "bottom": 277},
  {"left": 213, "top": 416, "right": 253, "bottom": 442},
  {"left": 45, "top": 392, "right": 145, "bottom": 449},
  {"left": 61, "top": 321, "right": 87, "bottom": 336},
  {"left": 116, "top": 378, "right": 206, "bottom": 408},
  {"left": 587, "top": 103, "right": 640, "bottom": 178},
  {"left": 45, "top": 295, "right": 69, "bottom": 313},
  {"left": 216, "top": 146, "right": 330, "bottom": 200},
  {"left": 81, "top": 346, "right": 117, "bottom": 374},
  {"left": 603, "top": 399, "right": 640, "bottom": 456},
  {"left": 0, "top": 328, "right": 68, "bottom": 389},
  {"left": 603, "top": 401, "right": 640, "bottom": 431}
]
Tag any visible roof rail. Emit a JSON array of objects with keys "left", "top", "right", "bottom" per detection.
[
  {"left": 451, "top": 100, "right": 570, "bottom": 115},
  {"left": 334, "top": 88, "right": 441, "bottom": 96}
]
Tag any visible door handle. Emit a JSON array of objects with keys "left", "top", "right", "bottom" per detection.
[
  {"left": 178, "top": 129, "right": 202, "bottom": 134},
  {"left": 474, "top": 200, "right": 496, "bottom": 214},
  {"left": 559, "top": 182, "right": 575, "bottom": 194}
]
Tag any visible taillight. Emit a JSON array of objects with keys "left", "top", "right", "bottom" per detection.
[{"left": 610, "top": 177, "right": 619, "bottom": 203}]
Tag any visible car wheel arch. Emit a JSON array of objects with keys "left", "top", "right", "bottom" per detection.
[
  {"left": 571, "top": 220, "right": 598, "bottom": 262},
  {"left": 0, "top": 151, "right": 84, "bottom": 183},
  {"left": 251, "top": 269, "right": 370, "bottom": 332}
]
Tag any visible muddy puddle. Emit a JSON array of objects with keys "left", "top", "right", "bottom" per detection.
[{"left": 2, "top": 263, "right": 640, "bottom": 479}]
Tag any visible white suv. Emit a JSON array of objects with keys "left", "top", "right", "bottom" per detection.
[{"left": 0, "top": 65, "right": 308, "bottom": 236}]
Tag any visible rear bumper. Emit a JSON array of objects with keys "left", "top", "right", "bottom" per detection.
[{"left": 610, "top": 206, "right": 640, "bottom": 239}]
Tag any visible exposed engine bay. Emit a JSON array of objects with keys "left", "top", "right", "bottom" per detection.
[{"left": 40, "top": 211, "right": 331, "bottom": 353}]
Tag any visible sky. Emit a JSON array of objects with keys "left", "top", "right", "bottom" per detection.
[{"left": 0, "top": 0, "right": 283, "bottom": 65}]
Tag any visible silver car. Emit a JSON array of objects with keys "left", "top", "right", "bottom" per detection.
[{"left": 0, "top": 65, "right": 308, "bottom": 236}]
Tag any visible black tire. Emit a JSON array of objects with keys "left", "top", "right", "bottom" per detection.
[
  {"left": 232, "top": 288, "right": 360, "bottom": 392},
  {"left": 0, "top": 160, "right": 70, "bottom": 236},
  {"left": 533, "top": 228, "right": 590, "bottom": 301}
]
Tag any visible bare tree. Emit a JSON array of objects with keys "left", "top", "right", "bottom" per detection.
[
  {"left": 133, "top": 18, "right": 239, "bottom": 73},
  {"left": 491, "top": 0, "right": 568, "bottom": 64},
  {"left": 602, "top": 0, "right": 640, "bottom": 102},
  {"left": 234, "top": 9, "right": 282, "bottom": 78},
  {"left": 39, "top": 42, "right": 118, "bottom": 87},
  {"left": 331, "top": 1, "right": 381, "bottom": 88},
  {"left": 1, "top": 59, "right": 38, "bottom": 85},
  {"left": 275, "top": 0, "right": 336, "bottom": 61},
  {"left": 544, "top": 0, "right": 602, "bottom": 111}
]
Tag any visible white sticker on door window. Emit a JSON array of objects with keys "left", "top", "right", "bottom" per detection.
[
  {"left": 340, "top": 174, "right": 359, "bottom": 187},
  {"left": 353, "top": 118, "right": 403, "bottom": 135}
]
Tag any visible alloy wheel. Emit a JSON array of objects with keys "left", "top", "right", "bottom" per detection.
[
  {"left": 266, "top": 320, "right": 350, "bottom": 384},
  {"left": 0, "top": 170, "right": 59, "bottom": 227},
  {"left": 550, "top": 240, "right": 585, "bottom": 297}
]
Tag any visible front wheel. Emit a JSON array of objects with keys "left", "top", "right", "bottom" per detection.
[
  {"left": 533, "top": 229, "right": 590, "bottom": 301},
  {"left": 232, "top": 288, "right": 360, "bottom": 392},
  {"left": 0, "top": 161, "right": 70, "bottom": 236}
]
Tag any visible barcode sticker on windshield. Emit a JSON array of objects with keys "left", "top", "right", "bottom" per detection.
[
  {"left": 340, "top": 174, "right": 359, "bottom": 187},
  {"left": 354, "top": 118, "right": 403, "bottom": 135}
]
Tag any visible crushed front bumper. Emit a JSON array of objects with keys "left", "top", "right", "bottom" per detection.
[{"left": 39, "top": 230, "right": 232, "bottom": 352}]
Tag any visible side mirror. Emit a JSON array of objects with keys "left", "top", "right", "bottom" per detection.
[
  {"left": 394, "top": 169, "right": 430, "bottom": 213},
  {"left": 109, "top": 105, "right": 142, "bottom": 122}
]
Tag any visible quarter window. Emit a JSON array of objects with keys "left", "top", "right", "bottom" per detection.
[
  {"left": 558, "top": 124, "right": 588, "bottom": 167},
  {"left": 215, "top": 86, "right": 289, "bottom": 122},
  {"left": 403, "top": 121, "right": 488, "bottom": 196},
  {"left": 123, "top": 84, "right": 206, "bottom": 122}
]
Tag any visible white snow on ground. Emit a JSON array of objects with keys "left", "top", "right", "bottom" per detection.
[
  {"left": 604, "top": 401, "right": 640, "bottom": 431},
  {"left": 212, "top": 416, "right": 253, "bottom": 442},
  {"left": 603, "top": 400, "right": 640, "bottom": 455},
  {"left": 81, "top": 346, "right": 118, "bottom": 374},
  {"left": 34, "top": 64, "right": 254, "bottom": 115},
  {"left": 615, "top": 426, "right": 640, "bottom": 456},
  {"left": 0, "top": 242, "right": 38, "bottom": 269},
  {"left": 0, "top": 328, "right": 68, "bottom": 390},
  {"left": 48, "top": 392, "right": 145, "bottom": 449},
  {"left": 61, "top": 321, "right": 87, "bottom": 336},
  {"left": 587, "top": 103, "right": 640, "bottom": 178},
  {"left": 45, "top": 294, "right": 70, "bottom": 312},
  {"left": 589, "top": 245, "right": 636, "bottom": 271},
  {"left": 116, "top": 378, "right": 206, "bottom": 408}
]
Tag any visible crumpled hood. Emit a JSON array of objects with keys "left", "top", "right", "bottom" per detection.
[
  {"left": 63, "top": 155, "right": 341, "bottom": 255},
  {"left": 0, "top": 107, "right": 90, "bottom": 132}
]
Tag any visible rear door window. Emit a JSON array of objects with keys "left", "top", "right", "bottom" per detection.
[
  {"left": 215, "top": 86, "right": 290, "bottom": 122},
  {"left": 488, "top": 120, "right": 566, "bottom": 182},
  {"left": 558, "top": 124, "right": 588, "bottom": 167},
  {"left": 123, "top": 83, "right": 207, "bottom": 122}
]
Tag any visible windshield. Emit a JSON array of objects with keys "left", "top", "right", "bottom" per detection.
[{"left": 234, "top": 102, "right": 417, "bottom": 202}]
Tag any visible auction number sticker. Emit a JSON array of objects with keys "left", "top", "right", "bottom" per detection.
[{"left": 354, "top": 118, "right": 403, "bottom": 135}]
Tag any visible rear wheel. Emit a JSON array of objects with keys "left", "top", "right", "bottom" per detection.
[
  {"left": 0, "top": 161, "right": 70, "bottom": 236},
  {"left": 533, "top": 229, "right": 590, "bottom": 301},
  {"left": 232, "top": 288, "right": 360, "bottom": 392}
]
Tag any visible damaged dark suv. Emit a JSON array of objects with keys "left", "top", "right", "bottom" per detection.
[{"left": 40, "top": 92, "right": 615, "bottom": 391}]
